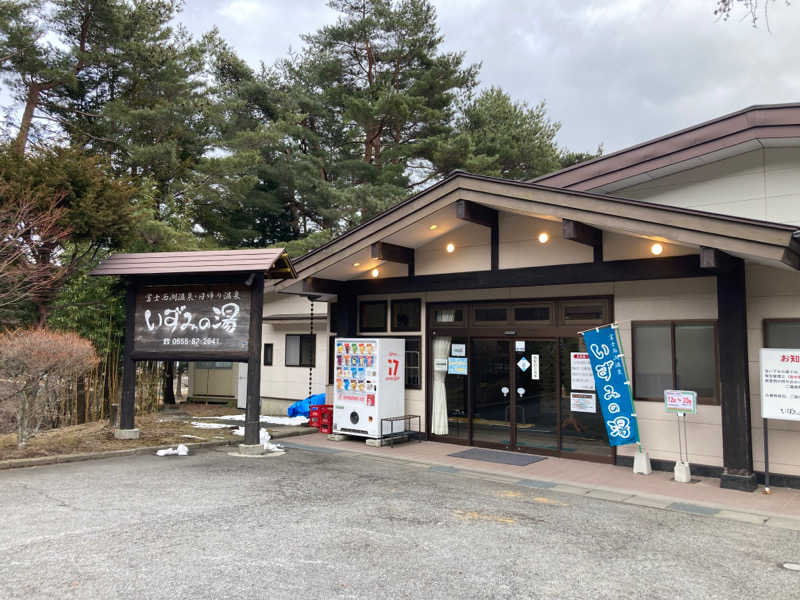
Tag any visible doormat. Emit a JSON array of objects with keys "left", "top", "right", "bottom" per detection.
[{"left": 448, "top": 448, "right": 546, "bottom": 466}]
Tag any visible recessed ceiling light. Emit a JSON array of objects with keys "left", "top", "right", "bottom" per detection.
[
  {"left": 429, "top": 224, "right": 438, "bottom": 230},
  {"left": 371, "top": 268, "right": 380, "bottom": 278},
  {"left": 650, "top": 243, "right": 664, "bottom": 256},
  {"left": 538, "top": 232, "right": 550, "bottom": 244},
  {"left": 353, "top": 262, "right": 361, "bottom": 267},
  {"left": 446, "top": 243, "right": 455, "bottom": 253}
]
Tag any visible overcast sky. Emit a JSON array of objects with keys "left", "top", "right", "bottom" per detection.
[
  {"left": 3, "top": 1, "right": 797, "bottom": 154},
  {"left": 176, "top": 0, "right": 800, "bottom": 154}
]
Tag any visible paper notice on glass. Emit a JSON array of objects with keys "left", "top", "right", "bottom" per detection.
[
  {"left": 570, "top": 352, "right": 595, "bottom": 391},
  {"left": 447, "top": 357, "right": 468, "bottom": 375},
  {"left": 434, "top": 358, "right": 448, "bottom": 372},
  {"left": 570, "top": 392, "right": 596, "bottom": 413},
  {"left": 531, "top": 354, "right": 540, "bottom": 380},
  {"left": 451, "top": 343, "right": 466, "bottom": 357},
  {"left": 515, "top": 340, "right": 525, "bottom": 352}
]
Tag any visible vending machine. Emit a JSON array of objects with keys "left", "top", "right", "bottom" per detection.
[{"left": 332, "top": 338, "right": 405, "bottom": 439}]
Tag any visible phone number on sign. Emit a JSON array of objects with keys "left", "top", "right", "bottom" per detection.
[{"left": 163, "top": 337, "right": 221, "bottom": 346}]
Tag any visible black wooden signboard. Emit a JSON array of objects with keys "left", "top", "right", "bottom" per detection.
[{"left": 133, "top": 284, "right": 251, "bottom": 354}]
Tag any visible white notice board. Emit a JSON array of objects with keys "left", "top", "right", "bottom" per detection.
[
  {"left": 570, "top": 352, "right": 595, "bottom": 391},
  {"left": 760, "top": 348, "right": 800, "bottom": 421}
]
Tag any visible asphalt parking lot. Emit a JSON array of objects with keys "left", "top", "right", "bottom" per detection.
[{"left": 1, "top": 444, "right": 799, "bottom": 600}]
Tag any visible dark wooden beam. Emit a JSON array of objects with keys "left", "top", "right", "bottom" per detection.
[
  {"left": 456, "top": 199, "right": 498, "bottom": 228},
  {"left": 120, "top": 280, "right": 137, "bottom": 431},
  {"left": 700, "top": 246, "right": 740, "bottom": 273},
  {"left": 456, "top": 199, "right": 499, "bottom": 270},
  {"left": 334, "top": 291, "right": 357, "bottom": 337},
  {"left": 244, "top": 271, "right": 265, "bottom": 446},
  {"left": 563, "top": 219, "right": 603, "bottom": 262},
  {"left": 371, "top": 242, "right": 415, "bottom": 276},
  {"left": 716, "top": 258, "right": 757, "bottom": 491},
  {"left": 345, "top": 254, "right": 707, "bottom": 295},
  {"left": 301, "top": 277, "right": 342, "bottom": 296}
]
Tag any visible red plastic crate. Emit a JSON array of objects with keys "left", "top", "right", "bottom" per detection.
[{"left": 319, "top": 422, "right": 332, "bottom": 434}]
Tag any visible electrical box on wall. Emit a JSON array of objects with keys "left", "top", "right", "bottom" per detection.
[{"left": 332, "top": 338, "right": 405, "bottom": 438}]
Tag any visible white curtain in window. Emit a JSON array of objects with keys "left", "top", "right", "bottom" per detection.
[{"left": 431, "top": 309, "right": 455, "bottom": 436}]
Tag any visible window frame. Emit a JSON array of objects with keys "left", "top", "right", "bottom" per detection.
[
  {"left": 359, "top": 300, "right": 388, "bottom": 333},
  {"left": 631, "top": 319, "right": 719, "bottom": 405},
  {"left": 263, "top": 343, "right": 273, "bottom": 366},
  {"left": 284, "top": 333, "right": 316, "bottom": 368},
  {"left": 391, "top": 298, "right": 421, "bottom": 332},
  {"left": 763, "top": 318, "right": 800, "bottom": 348}
]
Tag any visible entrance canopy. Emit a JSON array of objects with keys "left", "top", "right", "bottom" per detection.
[{"left": 275, "top": 171, "right": 800, "bottom": 299}]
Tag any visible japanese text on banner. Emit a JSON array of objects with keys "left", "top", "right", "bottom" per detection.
[{"left": 580, "top": 325, "right": 640, "bottom": 446}]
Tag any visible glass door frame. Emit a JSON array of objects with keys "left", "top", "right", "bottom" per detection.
[{"left": 426, "top": 296, "right": 616, "bottom": 464}]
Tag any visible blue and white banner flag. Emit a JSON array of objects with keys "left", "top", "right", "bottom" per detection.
[{"left": 581, "top": 325, "right": 640, "bottom": 446}]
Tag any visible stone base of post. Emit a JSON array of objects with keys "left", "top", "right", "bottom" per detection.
[{"left": 114, "top": 428, "right": 140, "bottom": 440}]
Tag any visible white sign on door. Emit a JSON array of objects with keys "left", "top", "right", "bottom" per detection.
[
  {"left": 451, "top": 343, "right": 466, "bottom": 357},
  {"left": 760, "top": 348, "right": 800, "bottom": 421},
  {"left": 570, "top": 392, "right": 596, "bottom": 413},
  {"left": 570, "top": 352, "right": 595, "bottom": 391},
  {"left": 531, "top": 354, "right": 540, "bottom": 380}
]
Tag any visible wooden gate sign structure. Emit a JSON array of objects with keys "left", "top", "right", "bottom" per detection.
[{"left": 91, "top": 248, "right": 296, "bottom": 446}]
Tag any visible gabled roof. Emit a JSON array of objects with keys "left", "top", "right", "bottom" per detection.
[
  {"left": 278, "top": 171, "right": 799, "bottom": 289},
  {"left": 532, "top": 103, "right": 800, "bottom": 192},
  {"left": 91, "top": 248, "right": 296, "bottom": 278}
]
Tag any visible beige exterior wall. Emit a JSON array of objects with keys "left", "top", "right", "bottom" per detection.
[
  {"left": 415, "top": 222, "right": 489, "bottom": 275},
  {"left": 498, "top": 213, "right": 591, "bottom": 268},
  {"left": 614, "top": 148, "right": 800, "bottom": 225},
  {"left": 747, "top": 264, "right": 800, "bottom": 477},
  {"left": 613, "top": 277, "right": 722, "bottom": 466}
]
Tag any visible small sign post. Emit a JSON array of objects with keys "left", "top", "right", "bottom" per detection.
[{"left": 664, "top": 390, "right": 697, "bottom": 483}]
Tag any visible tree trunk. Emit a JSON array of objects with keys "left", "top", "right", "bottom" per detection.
[
  {"left": 76, "top": 376, "right": 87, "bottom": 424},
  {"left": 15, "top": 84, "right": 42, "bottom": 154},
  {"left": 162, "top": 361, "right": 176, "bottom": 405}
]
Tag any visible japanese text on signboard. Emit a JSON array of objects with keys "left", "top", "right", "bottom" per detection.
[{"left": 133, "top": 285, "right": 250, "bottom": 353}]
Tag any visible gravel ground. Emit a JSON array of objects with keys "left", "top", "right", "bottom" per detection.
[{"left": 1, "top": 445, "right": 798, "bottom": 600}]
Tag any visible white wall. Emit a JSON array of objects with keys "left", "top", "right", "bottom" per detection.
[{"left": 614, "top": 148, "right": 800, "bottom": 225}]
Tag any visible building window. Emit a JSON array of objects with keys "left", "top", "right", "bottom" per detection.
[
  {"left": 359, "top": 301, "right": 387, "bottom": 332},
  {"left": 431, "top": 305, "right": 464, "bottom": 326},
  {"left": 263, "top": 344, "right": 273, "bottom": 366},
  {"left": 472, "top": 306, "right": 508, "bottom": 324},
  {"left": 285, "top": 334, "right": 315, "bottom": 367},
  {"left": 196, "top": 361, "right": 233, "bottom": 369},
  {"left": 391, "top": 299, "right": 421, "bottom": 332},
  {"left": 764, "top": 319, "right": 800, "bottom": 348},
  {"left": 404, "top": 336, "right": 422, "bottom": 389},
  {"left": 559, "top": 299, "right": 608, "bottom": 325},
  {"left": 632, "top": 321, "right": 718, "bottom": 404}
]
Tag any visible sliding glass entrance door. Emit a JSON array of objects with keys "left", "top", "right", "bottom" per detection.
[
  {"left": 471, "top": 339, "right": 512, "bottom": 447},
  {"left": 514, "top": 340, "right": 559, "bottom": 453}
]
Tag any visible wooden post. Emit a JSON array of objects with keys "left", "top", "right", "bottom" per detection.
[
  {"left": 717, "top": 259, "right": 757, "bottom": 491},
  {"left": 245, "top": 271, "right": 265, "bottom": 446},
  {"left": 120, "top": 280, "right": 137, "bottom": 431}
]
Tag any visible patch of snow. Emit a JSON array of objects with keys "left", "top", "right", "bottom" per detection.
[
  {"left": 156, "top": 444, "right": 189, "bottom": 456},
  {"left": 264, "top": 416, "right": 308, "bottom": 426},
  {"left": 190, "top": 421, "right": 231, "bottom": 429},
  {"left": 193, "top": 414, "right": 308, "bottom": 426},
  {"left": 180, "top": 434, "right": 205, "bottom": 440},
  {"left": 232, "top": 426, "right": 283, "bottom": 452}
]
